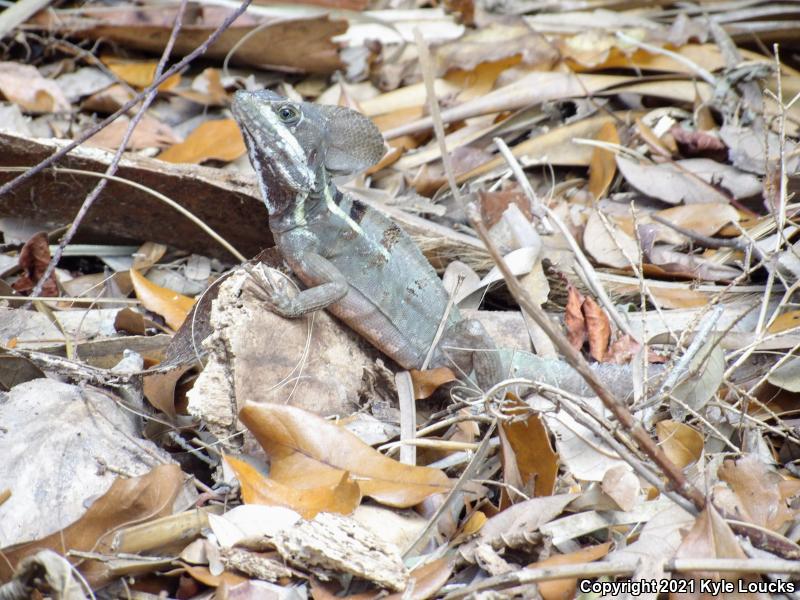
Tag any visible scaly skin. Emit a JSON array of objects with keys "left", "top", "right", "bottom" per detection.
[
  {"left": 232, "top": 89, "right": 648, "bottom": 399},
  {"left": 232, "top": 90, "right": 501, "bottom": 384}
]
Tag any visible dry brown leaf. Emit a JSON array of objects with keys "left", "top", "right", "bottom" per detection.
[
  {"left": 142, "top": 364, "right": 192, "bottom": 419},
  {"left": 226, "top": 455, "right": 361, "bottom": 519},
  {"left": 617, "top": 156, "right": 760, "bottom": 204},
  {"left": 768, "top": 311, "right": 800, "bottom": 334},
  {"left": 601, "top": 465, "right": 640, "bottom": 512},
  {"left": 0, "top": 464, "right": 183, "bottom": 586},
  {"left": 12, "top": 232, "right": 58, "bottom": 297},
  {"left": 499, "top": 407, "right": 558, "bottom": 500},
  {"left": 671, "top": 126, "right": 727, "bottom": 160},
  {"left": 528, "top": 542, "right": 611, "bottom": 600},
  {"left": 460, "top": 113, "right": 629, "bottom": 181},
  {"left": 176, "top": 68, "right": 229, "bottom": 106},
  {"left": 410, "top": 367, "right": 456, "bottom": 399},
  {"left": 0, "top": 61, "right": 70, "bottom": 113},
  {"left": 130, "top": 268, "right": 194, "bottom": 330},
  {"left": 434, "top": 21, "right": 556, "bottom": 77},
  {"left": 569, "top": 43, "right": 725, "bottom": 75},
  {"left": 564, "top": 286, "right": 585, "bottom": 350},
  {"left": 588, "top": 121, "right": 619, "bottom": 200},
  {"left": 102, "top": 57, "right": 181, "bottom": 91},
  {"left": 239, "top": 403, "right": 451, "bottom": 508},
  {"left": 635, "top": 116, "right": 676, "bottom": 157},
  {"left": 81, "top": 83, "right": 136, "bottom": 113},
  {"left": 673, "top": 504, "right": 762, "bottom": 596},
  {"left": 716, "top": 454, "right": 797, "bottom": 532},
  {"left": 647, "top": 246, "right": 742, "bottom": 282},
  {"left": 158, "top": 119, "right": 246, "bottom": 164},
  {"left": 86, "top": 114, "right": 180, "bottom": 150},
  {"left": 653, "top": 203, "right": 739, "bottom": 243},
  {"left": 114, "top": 307, "right": 147, "bottom": 335},
  {"left": 583, "top": 210, "right": 639, "bottom": 269},
  {"left": 656, "top": 420, "right": 703, "bottom": 469},
  {"left": 582, "top": 297, "right": 610, "bottom": 362},
  {"left": 383, "top": 556, "right": 455, "bottom": 600}
]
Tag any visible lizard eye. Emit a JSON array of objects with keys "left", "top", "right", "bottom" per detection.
[{"left": 276, "top": 104, "right": 300, "bottom": 123}]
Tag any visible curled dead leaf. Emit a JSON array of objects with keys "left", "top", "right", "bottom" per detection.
[
  {"left": 226, "top": 455, "right": 361, "bottom": 519},
  {"left": 130, "top": 268, "right": 194, "bottom": 330},
  {"left": 239, "top": 403, "right": 451, "bottom": 508}
]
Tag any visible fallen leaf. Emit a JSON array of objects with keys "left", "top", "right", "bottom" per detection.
[
  {"left": 652, "top": 202, "right": 739, "bottom": 244},
  {"left": 617, "top": 156, "right": 760, "bottom": 204},
  {"left": 656, "top": 420, "right": 703, "bottom": 469},
  {"left": 158, "top": 119, "right": 246, "bottom": 164},
  {"left": 671, "top": 126, "right": 727, "bottom": 160},
  {"left": 130, "top": 268, "right": 194, "bottom": 330},
  {"left": 528, "top": 542, "right": 611, "bottom": 600},
  {"left": 588, "top": 122, "right": 619, "bottom": 199},
  {"left": 582, "top": 297, "right": 610, "bottom": 362},
  {"left": 226, "top": 455, "right": 361, "bottom": 519},
  {"left": 239, "top": 403, "right": 451, "bottom": 507},
  {"left": 768, "top": 311, "right": 800, "bottom": 334},
  {"left": 0, "top": 464, "right": 183, "bottom": 586},
  {"left": 716, "top": 454, "right": 797, "bottom": 532},
  {"left": 410, "top": 367, "right": 456, "bottom": 399},
  {"left": 12, "top": 232, "right": 58, "bottom": 297},
  {"left": 177, "top": 68, "right": 229, "bottom": 106},
  {"left": 143, "top": 364, "right": 193, "bottom": 418},
  {"left": 601, "top": 465, "right": 640, "bottom": 512},
  {"left": 384, "top": 556, "right": 455, "bottom": 600},
  {"left": 583, "top": 210, "right": 639, "bottom": 269},
  {"left": 605, "top": 334, "right": 641, "bottom": 364},
  {"left": 564, "top": 286, "right": 586, "bottom": 350},
  {"left": 114, "top": 307, "right": 146, "bottom": 335},
  {"left": 673, "top": 503, "right": 760, "bottom": 591},
  {"left": 766, "top": 356, "right": 800, "bottom": 391},
  {"left": 434, "top": 21, "right": 556, "bottom": 76},
  {"left": 499, "top": 408, "right": 559, "bottom": 500},
  {"left": 85, "top": 114, "right": 180, "bottom": 150},
  {"left": 0, "top": 61, "right": 70, "bottom": 113},
  {"left": 102, "top": 56, "right": 181, "bottom": 91}
]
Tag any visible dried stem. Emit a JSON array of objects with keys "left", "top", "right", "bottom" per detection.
[{"left": 467, "top": 204, "right": 706, "bottom": 512}]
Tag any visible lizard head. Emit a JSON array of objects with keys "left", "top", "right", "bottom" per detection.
[{"left": 232, "top": 90, "right": 386, "bottom": 214}]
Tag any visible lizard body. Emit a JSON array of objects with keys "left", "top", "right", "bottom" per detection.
[
  {"left": 232, "top": 89, "right": 644, "bottom": 397},
  {"left": 232, "top": 90, "right": 498, "bottom": 381}
]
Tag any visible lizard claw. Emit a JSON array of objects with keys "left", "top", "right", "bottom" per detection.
[{"left": 244, "top": 264, "right": 296, "bottom": 315}]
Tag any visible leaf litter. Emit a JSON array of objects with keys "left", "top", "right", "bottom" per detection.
[{"left": 0, "top": 0, "right": 800, "bottom": 598}]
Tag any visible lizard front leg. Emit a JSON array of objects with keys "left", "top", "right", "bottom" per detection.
[{"left": 250, "top": 252, "right": 349, "bottom": 319}]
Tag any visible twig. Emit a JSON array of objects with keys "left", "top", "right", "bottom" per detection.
[
  {"left": 403, "top": 421, "right": 497, "bottom": 557},
  {"left": 491, "top": 136, "right": 553, "bottom": 233},
  {"left": 413, "top": 28, "right": 462, "bottom": 207},
  {"left": 651, "top": 214, "right": 767, "bottom": 261},
  {"left": 467, "top": 203, "right": 706, "bottom": 512},
  {"left": 27, "top": 0, "right": 191, "bottom": 301}
]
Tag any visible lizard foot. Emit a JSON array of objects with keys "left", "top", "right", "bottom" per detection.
[{"left": 243, "top": 264, "right": 298, "bottom": 318}]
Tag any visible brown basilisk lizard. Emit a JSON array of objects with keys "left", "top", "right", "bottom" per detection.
[{"left": 232, "top": 89, "right": 639, "bottom": 395}]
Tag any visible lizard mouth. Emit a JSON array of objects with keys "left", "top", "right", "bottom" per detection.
[{"left": 232, "top": 90, "right": 316, "bottom": 193}]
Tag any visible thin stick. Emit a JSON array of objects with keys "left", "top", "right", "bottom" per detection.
[
  {"left": 27, "top": 0, "right": 191, "bottom": 302},
  {"left": 413, "top": 28, "right": 463, "bottom": 206},
  {"left": 467, "top": 203, "right": 706, "bottom": 512}
]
